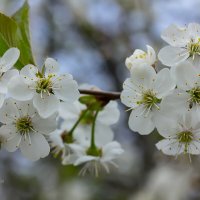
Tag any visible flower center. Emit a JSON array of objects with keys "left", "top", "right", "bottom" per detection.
[
  {"left": 188, "top": 39, "right": 200, "bottom": 58},
  {"left": 61, "top": 131, "right": 74, "bottom": 144},
  {"left": 177, "top": 131, "right": 193, "bottom": 154},
  {"left": 177, "top": 131, "right": 193, "bottom": 143},
  {"left": 137, "top": 90, "right": 161, "bottom": 109},
  {"left": 135, "top": 53, "right": 147, "bottom": 59},
  {"left": 36, "top": 78, "right": 53, "bottom": 94},
  {"left": 188, "top": 87, "right": 200, "bottom": 107},
  {"left": 15, "top": 116, "right": 33, "bottom": 135}
]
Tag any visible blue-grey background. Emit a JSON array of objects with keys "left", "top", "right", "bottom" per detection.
[{"left": 0, "top": 0, "right": 200, "bottom": 200}]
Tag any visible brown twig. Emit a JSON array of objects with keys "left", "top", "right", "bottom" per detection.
[{"left": 79, "top": 89, "right": 121, "bottom": 100}]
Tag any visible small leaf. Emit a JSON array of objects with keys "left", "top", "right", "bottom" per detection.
[
  {"left": 0, "top": 2, "right": 36, "bottom": 70},
  {"left": 12, "top": 1, "right": 36, "bottom": 69},
  {"left": 0, "top": 13, "right": 17, "bottom": 55}
]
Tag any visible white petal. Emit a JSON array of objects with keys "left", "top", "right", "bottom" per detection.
[
  {"left": 132, "top": 49, "right": 146, "bottom": 58},
  {"left": 128, "top": 107, "right": 155, "bottom": 135},
  {"left": 0, "top": 82, "right": 7, "bottom": 94},
  {"left": 120, "top": 90, "right": 140, "bottom": 108},
  {"left": 73, "top": 126, "right": 89, "bottom": 144},
  {"left": 121, "top": 78, "right": 142, "bottom": 108},
  {"left": 8, "top": 76, "right": 34, "bottom": 100},
  {"left": 4, "top": 135, "right": 21, "bottom": 152},
  {"left": 97, "top": 101, "right": 120, "bottom": 125},
  {"left": 102, "top": 141, "right": 124, "bottom": 162},
  {"left": 160, "top": 90, "right": 189, "bottom": 117},
  {"left": 0, "top": 93, "right": 5, "bottom": 108},
  {"left": 0, "top": 124, "right": 17, "bottom": 136},
  {"left": 0, "top": 69, "right": 19, "bottom": 94},
  {"left": 74, "top": 155, "right": 96, "bottom": 166},
  {"left": 191, "top": 56, "right": 200, "bottom": 68},
  {"left": 125, "top": 49, "right": 146, "bottom": 70},
  {"left": 188, "top": 141, "right": 200, "bottom": 155},
  {"left": 69, "top": 143, "right": 85, "bottom": 156},
  {"left": 175, "top": 61, "right": 197, "bottom": 90},
  {"left": 161, "top": 24, "right": 189, "bottom": 46},
  {"left": 130, "top": 64, "right": 157, "bottom": 90},
  {"left": 20, "top": 64, "right": 38, "bottom": 84},
  {"left": 62, "top": 153, "right": 77, "bottom": 165},
  {"left": 59, "top": 101, "right": 85, "bottom": 120},
  {"left": 188, "top": 110, "right": 200, "bottom": 129},
  {"left": 0, "top": 98, "right": 20, "bottom": 123},
  {"left": 32, "top": 113, "right": 57, "bottom": 134},
  {"left": 154, "top": 112, "right": 180, "bottom": 137},
  {"left": 146, "top": 45, "right": 156, "bottom": 65},
  {"left": 13, "top": 100, "right": 36, "bottom": 117},
  {"left": 33, "top": 93, "right": 59, "bottom": 118},
  {"left": 2, "top": 125, "right": 20, "bottom": 152},
  {"left": 44, "top": 57, "right": 59, "bottom": 75},
  {"left": 0, "top": 48, "right": 20, "bottom": 71},
  {"left": 158, "top": 46, "right": 189, "bottom": 66},
  {"left": 94, "top": 124, "right": 114, "bottom": 146},
  {"left": 156, "top": 139, "right": 184, "bottom": 155},
  {"left": 0, "top": 69, "right": 19, "bottom": 91},
  {"left": 153, "top": 68, "right": 176, "bottom": 98},
  {"left": 20, "top": 133, "right": 50, "bottom": 161},
  {"left": 188, "top": 23, "right": 200, "bottom": 40},
  {"left": 53, "top": 75, "right": 79, "bottom": 102},
  {"left": 49, "top": 130, "right": 64, "bottom": 148}
]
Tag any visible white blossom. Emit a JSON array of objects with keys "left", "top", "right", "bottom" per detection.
[
  {"left": 0, "top": 48, "right": 20, "bottom": 107},
  {"left": 156, "top": 111, "right": 200, "bottom": 157},
  {"left": 8, "top": 58, "right": 80, "bottom": 118},
  {"left": 121, "top": 64, "right": 175, "bottom": 135},
  {"left": 0, "top": 98, "right": 57, "bottom": 161},
  {"left": 158, "top": 23, "right": 200, "bottom": 67},
  {"left": 160, "top": 61, "right": 200, "bottom": 116},
  {"left": 125, "top": 45, "right": 156, "bottom": 70},
  {"left": 70, "top": 141, "right": 124, "bottom": 176},
  {"left": 59, "top": 100, "right": 120, "bottom": 145},
  {"left": 49, "top": 127, "right": 85, "bottom": 165}
]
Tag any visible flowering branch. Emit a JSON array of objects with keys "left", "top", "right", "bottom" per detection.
[{"left": 79, "top": 89, "right": 121, "bottom": 100}]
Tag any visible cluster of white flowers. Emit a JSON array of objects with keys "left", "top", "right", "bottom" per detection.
[
  {"left": 49, "top": 86, "right": 124, "bottom": 176},
  {"left": 0, "top": 48, "right": 123, "bottom": 176},
  {"left": 121, "top": 23, "right": 200, "bottom": 159},
  {"left": 0, "top": 49, "right": 80, "bottom": 161},
  {"left": 1, "top": 22, "right": 200, "bottom": 176}
]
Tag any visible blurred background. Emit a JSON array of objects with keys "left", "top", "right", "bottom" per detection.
[{"left": 1, "top": 0, "right": 200, "bottom": 199}]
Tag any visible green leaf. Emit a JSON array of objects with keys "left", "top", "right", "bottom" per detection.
[
  {"left": 0, "top": 13, "right": 17, "bottom": 55},
  {"left": 0, "top": 2, "right": 35, "bottom": 70},
  {"left": 12, "top": 1, "right": 35, "bottom": 69}
]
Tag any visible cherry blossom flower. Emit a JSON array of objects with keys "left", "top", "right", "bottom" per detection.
[
  {"left": 49, "top": 127, "right": 85, "bottom": 165},
  {"left": 158, "top": 23, "right": 200, "bottom": 67},
  {"left": 156, "top": 111, "right": 200, "bottom": 158},
  {"left": 160, "top": 61, "right": 200, "bottom": 116},
  {"left": 0, "top": 98, "right": 57, "bottom": 160},
  {"left": 70, "top": 141, "right": 124, "bottom": 176},
  {"left": 0, "top": 48, "right": 20, "bottom": 107},
  {"left": 59, "top": 100, "right": 120, "bottom": 145},
  {"left": 125, "top": 45, "right": 156, "bottom": 70},
  {"left": 121, "top": 64, "right": 175, "bottom": 135},
  {"left": 8, "top": 58, "right": 80, "bottom": 118}
]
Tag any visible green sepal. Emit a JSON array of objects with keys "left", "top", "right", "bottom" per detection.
[{"left": 79, "top": 95, "right": 103, "bottom": 111}]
